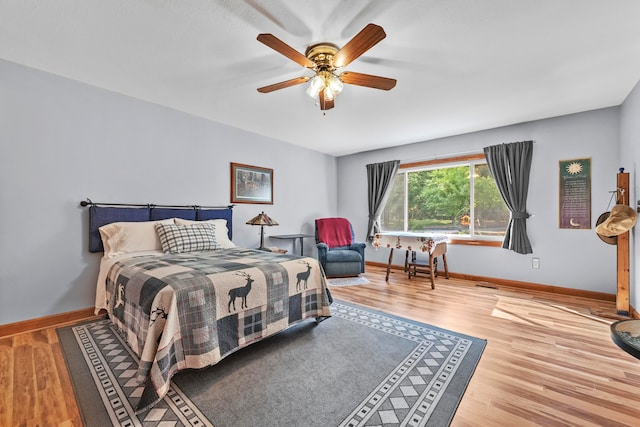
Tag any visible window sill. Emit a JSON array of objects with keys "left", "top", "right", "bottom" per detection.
[{"left": 448, "top": 239, "right": 502, "bottom": 247}]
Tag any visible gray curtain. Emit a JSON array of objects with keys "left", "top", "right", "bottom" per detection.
[
  {"left": 366, "top": 160, "right": 400, "bottom": 240},
  {"left": 483, "top": 140, "right": 534, "bottom": 254}
]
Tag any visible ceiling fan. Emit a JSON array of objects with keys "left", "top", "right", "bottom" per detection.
[{"left": 256, "top": 23, "right": 397, "bottom": 111}]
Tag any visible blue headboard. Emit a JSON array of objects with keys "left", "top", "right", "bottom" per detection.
[{"left": 87, "top": 205, "right": 234, "bottom": 253}]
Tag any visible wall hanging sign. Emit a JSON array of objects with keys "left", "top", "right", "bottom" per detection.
[
  {"left": 230, "top": 162, "right": 274, "bottom": 204},
  {"left": 559, "top": 158, "right": 591, "bottom": 229}
]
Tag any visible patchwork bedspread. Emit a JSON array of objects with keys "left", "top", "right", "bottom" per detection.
[{"left": 102, "top": 248, "right": 332, "bottom": 413}]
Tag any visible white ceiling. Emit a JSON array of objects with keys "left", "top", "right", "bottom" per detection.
[{"left": 2, "top": 1, "right": 640, "bottom": 156}]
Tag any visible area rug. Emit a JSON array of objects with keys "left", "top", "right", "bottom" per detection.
[
  {"left": 57, "top": 300, "right": 486, "bottom": 427},
  {"left": 327, "top": 276, "right": 370, "bottom": 286}
]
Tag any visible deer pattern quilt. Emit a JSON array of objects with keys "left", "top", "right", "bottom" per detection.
[{"left": 103, "top": 247, "right": 332, "bottom": 413}]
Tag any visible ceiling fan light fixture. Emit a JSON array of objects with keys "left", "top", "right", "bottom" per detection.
[
  {"left": 323, "top": 87, "right": 335, "bottom": 101},
  {"left": 323, "top": 75, "right": 343, "bottom": 101},
  {"left": 307, "top": 71, "right": 343, "bottom": 102},
  {"left": 328, "top": 74, "right": 343, "bottom": 95},
  {"left": 306, "top": 75, "right": 324, "bottom": 98},
  {"left": 257, "top": 24, "right": 395, "bottom": 111}
]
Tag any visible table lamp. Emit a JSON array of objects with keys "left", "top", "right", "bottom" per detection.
[{"left": 246, "top": 211, "right": 279, "bottom": 250}]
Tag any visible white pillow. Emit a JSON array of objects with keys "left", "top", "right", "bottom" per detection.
[
  {"left": 174, "top": 218, "right": 236, "bottom": 249},
  {"left": 99, "top": 219, "right": 174, "bottom": 257}
]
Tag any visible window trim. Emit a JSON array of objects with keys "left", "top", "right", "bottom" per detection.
[
  {"left": 388, "top": 153, "right": 505, "bottom": 246},
  {"left": 399, "top": 153, "right": 486, "bottom": 170}
]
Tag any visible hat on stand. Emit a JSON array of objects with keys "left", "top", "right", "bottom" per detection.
[
  {"left": 595, "top": 204, "right": 637, "bottom": 237},
  {"left": 595, "top": 212, "right": 617, "bottom": 245}
]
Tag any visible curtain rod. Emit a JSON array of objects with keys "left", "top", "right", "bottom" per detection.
[
  {"left": 401, "top": 149, "right": 483, "bottom": 165},
  {"left": 79, "top": 198, "right": 234, "bottom": 209}
]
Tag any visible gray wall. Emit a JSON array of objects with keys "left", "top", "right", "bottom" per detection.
[
  {"left": 620, "top": 79, "right": 640, "bottom": 310},
  {"left": 2, "top": 56, "right": 637, "bottom": 325},
  {"left": 337, "top": 107, "right": 622, "bottom": 294},
  {"left": 0, "top": 59, "right": 337, "bottom": 325}
]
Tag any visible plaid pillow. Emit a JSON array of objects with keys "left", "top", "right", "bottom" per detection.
[{"left": 155, "top": 223, "right": 218, "bottom": 254}]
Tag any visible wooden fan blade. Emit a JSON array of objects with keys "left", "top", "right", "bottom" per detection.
[
  {"left": 319, "top": 91, "right": 335, "bottom": 110},
  {"left": 257, "top": 76, "right": 310, "bottom": 93},
  {"left": 257, "top": 33, "right": 316, "bottom": 68},
  {"left": 340, "top": 71, "right": 396, "bottom": 90},
  {"left": 333, "top": 23, "right": 387, "bottom": 68}
]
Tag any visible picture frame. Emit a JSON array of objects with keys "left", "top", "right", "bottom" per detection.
[
  {"left": 558, "top": 157, "right": 591, "bottom": 229},
  {"left": 230, "top": 162, "right": 273, "bottom": 204}
]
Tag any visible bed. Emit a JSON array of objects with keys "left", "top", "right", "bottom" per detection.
[{"left": 87, "top": 203, "right": 332, "bottom": 413}]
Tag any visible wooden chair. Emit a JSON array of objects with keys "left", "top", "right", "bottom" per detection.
[{"left": 406, "top": 244, "right": 449, "bottom": 289}]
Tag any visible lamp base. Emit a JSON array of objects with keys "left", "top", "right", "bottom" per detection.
[{"left": 259, "top": 225, "right": 265, "bottom": 250}]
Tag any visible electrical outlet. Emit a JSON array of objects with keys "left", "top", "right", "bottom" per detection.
[{"left": 532, "top": 257, "right": 540, "bottom": 269}]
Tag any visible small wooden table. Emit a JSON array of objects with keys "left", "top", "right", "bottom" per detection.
[
  {"left": 611, "top": 319, "right": 640, "bottom": 360},
  {"left": 372, "top": 232, "right": 450, "bottom": 289},
  {"left": 269, "top": 234, "right": 314, "bottom": 256}
]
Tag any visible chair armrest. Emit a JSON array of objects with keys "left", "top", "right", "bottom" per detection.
[
  {"left": 349, "top": 242, "right": 366, "bottom": 250},
  {"left": 348, "top": 242, "right": 366, "bottom": 255},
  {"left": 349, "top": 242, "right": 366, "bottom": 273},
  {"left": 316, "top": 242, "right": 329, "bottom": 266}
]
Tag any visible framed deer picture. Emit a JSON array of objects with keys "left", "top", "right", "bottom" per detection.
[{"left": 230, "top": 162, "right": 274, "bottom": 204}]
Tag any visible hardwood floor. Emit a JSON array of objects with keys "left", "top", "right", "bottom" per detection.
[
  {"left": 331, "top": 266, "right": 640, "bottom": 427},
  {"left": 0, "top": 326, "right": 83, "bottom": 426},
  {"left": 2, "top": 265, "right": 640, "bottom": 426}
]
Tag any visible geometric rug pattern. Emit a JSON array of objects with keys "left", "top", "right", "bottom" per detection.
[
  {"left": 332, "top": 303, "right": 478, "bottom": 426},
  {"left": 63, "top": 301, "right": 485, "bottom": 426},
  {"left": 71, "top": 319, "right": 212, "bottom": 427}
]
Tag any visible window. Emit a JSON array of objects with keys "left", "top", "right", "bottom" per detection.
[{"left": 380, "top": 154, "right": 509, "bottom": 241}]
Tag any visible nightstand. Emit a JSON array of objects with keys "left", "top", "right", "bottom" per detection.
[{"left": 269, "top": 234, "right": 314, "bottom": 255}]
